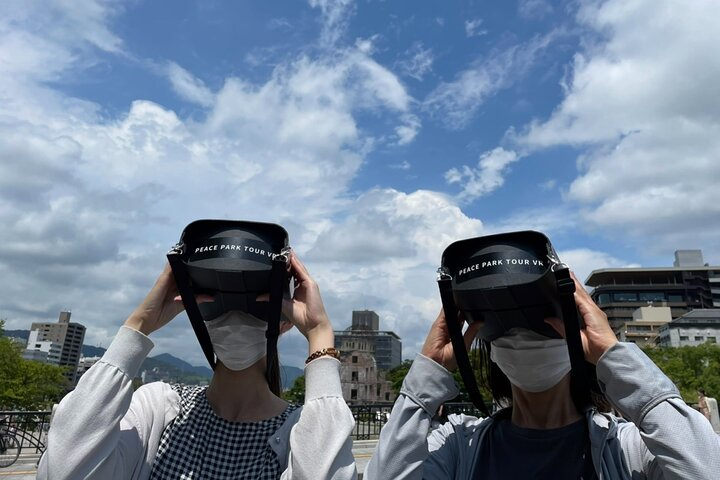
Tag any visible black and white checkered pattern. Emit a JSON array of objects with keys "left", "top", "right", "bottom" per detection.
[{"left": 149, "top": 385, "right": 299, "bottom": 479}]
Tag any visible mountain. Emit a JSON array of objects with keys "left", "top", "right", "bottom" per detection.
[
  {"left": 153, "top": 353, "right": 213, "bottom": 377},
  {"left": 3, "top": 328, "right": 303, "bottom": 389}
]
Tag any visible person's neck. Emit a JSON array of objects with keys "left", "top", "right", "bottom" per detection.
[
  {"left": 510, "top": 375, "right": 583, "bottom": 429},
  {"left": 206, "top": 359, "right": 288, "bottom": 422}
]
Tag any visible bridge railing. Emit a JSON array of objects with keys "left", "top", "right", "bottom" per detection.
[
  {"left": 347, "top": 402, "right": 485, "bottom": 440},
  {"left": 0, "top": 411, "right": 52, "bottom": 454}
]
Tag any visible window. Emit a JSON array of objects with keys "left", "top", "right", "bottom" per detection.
[
  {"left": 352, "top": 356, "right": 358, "bottom": 363},
  {"left": 667, "top": 294, "right": 683, "bottom": 302},
  {"left": 613, "top": 292, "right": 638, "bottom": 302},
  {"left": 351, "top": 371, "right": 358, "bottom": 381},
  {"left": 680, "top": 336, "right": 689, "bottom": 341},
  {"left": 708, "top": 337, "right": 717, "bottom": 343},
  {"left": 597, "top": 294, "right": 611, "bottom": 305},
  {"left": 695, "top": 336, "right": 704, "bottom": 342},
  {"left": 639, "top": 292, "right": 665, "bottom": 302},
  {"left": 351, "top": 389, "right": 357, "bottom": 400}
]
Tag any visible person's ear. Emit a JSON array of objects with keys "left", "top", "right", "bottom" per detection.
[{"left": 279, "top": 320, "right": 294, "bottom": 335}]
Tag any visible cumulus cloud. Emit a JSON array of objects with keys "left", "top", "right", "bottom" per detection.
[
  {"left": 0, "top": 0, "right": 426, "bottom": 366},
  {"left": 304, "top": 189, "right": 484, "bottom": 356},
  {"left": 513, "top": 0, "right": 720, "bottom": 258},
  {"left": 424, "top": 31, "right": 559, "bottom": 129},
  {"left": 518, "top": 0, "right": 553, "bottom": 20},
  {"left": 445, "top": 148, "right": 520, "bottom": 201}
]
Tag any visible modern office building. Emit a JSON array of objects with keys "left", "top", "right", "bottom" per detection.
[
  {"left": 28, "top": 311, "right": 86, "bottom": 384},
  {"left": 615, "top": 306, "right": 673, "bottom": 346},
  {"left": 586, "top": 250, "right": 720, "bottom": 332},
  {"left": 334, "top": 310, "right": 402, "bottom": 371},
  {"left": 657, "top": 309, "right": 720, "bottom": 347}
]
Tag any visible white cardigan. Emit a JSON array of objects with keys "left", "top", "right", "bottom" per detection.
[{"left": 37, "top": 326, "right": 357, "bottom": 480}]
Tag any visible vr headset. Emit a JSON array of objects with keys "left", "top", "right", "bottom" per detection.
[
  {"left": 166, "top": 220, "right": 290, "bottom": 378},
  {"left": 437, "top": 230, "right": 590, "bottom": 415}
]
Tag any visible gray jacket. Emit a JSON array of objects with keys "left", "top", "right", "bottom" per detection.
[
  {"left": 365, "top": 342, "right": 720, "bottom": 479},
  {"left": 38, "top": 326, "right": 357, "bottom": 480}
]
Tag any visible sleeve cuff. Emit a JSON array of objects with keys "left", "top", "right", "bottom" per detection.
[
  {"left": 596, "top": 342, "right": 681, "bottom": 423},
  {"left": 400, "top": 354, "right": 460, "bottom": 416},
  {"left": 100, "top": 326, "right": 155, "bottom": 379},
  {"left": 304, "top": 356, "right": 343, "bottom": 401}
]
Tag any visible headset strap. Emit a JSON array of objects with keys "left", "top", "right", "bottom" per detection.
[
  {"left": 554, "top": 267, "right": 592, "bottom": 413},
  {"left": 438, "top": 278, "right": 491, "bottom": 417},
  {"left": 167, "top": 251, "right": 217, "bottom": 369},
  {"left": 265, "top": 256, "right": 287, "bottom": 385}
]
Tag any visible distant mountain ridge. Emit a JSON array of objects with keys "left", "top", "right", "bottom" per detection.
[{"left": 4, "top": 329, "right": 303, "bottom": 389}]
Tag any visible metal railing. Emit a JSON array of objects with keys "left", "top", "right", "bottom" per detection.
[
  {"left": 348, "top": 402, "right": 485, "bottom": 440},
  {"left": 0, "top": 411, "right": 52, "bottom": 454},
  {"left": 3, "top": 403, "right": 486, "bottom": 446}
]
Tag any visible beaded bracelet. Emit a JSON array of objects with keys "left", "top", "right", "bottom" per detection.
[{"left": 305, "top": 347, "right": 340, "bottom": 364}]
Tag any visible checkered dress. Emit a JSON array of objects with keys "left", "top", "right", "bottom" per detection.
[{"left": 149, "top": 385, "right": 299, "bottom": 479}]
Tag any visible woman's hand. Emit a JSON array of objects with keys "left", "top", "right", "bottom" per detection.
[
  {"left": 545, "top": 271, "right": 618, "bottom": 365},
  {"left": 124, "top": 263, "right": 212, "bottom": 336},
  {"left": 281, "top": 252, "right": 334, "bottom": 354},
  {"left": 421, "top": 309, "right": 482, "bottom": 371}
]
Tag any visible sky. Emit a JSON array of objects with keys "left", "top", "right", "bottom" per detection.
[{"left": 1, "top": 0, "right": 719, "bottom": 370}]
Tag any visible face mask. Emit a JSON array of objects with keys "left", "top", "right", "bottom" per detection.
[
  {"left": 490, "top": 328, "right": 571, "bottom": 393},
  {"left": 204, "top": 311, "right": 267, "bottom": 371}
]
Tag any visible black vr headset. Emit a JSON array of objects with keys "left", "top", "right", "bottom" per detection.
[
  {"left": 166, "top": 220, "right": 290, "bottom": 381},
  {"left": 437, "top": 230, "right": 591, "bottom": 416}
]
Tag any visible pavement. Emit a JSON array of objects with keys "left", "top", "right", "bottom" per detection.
[
  {"left": 0, "top": 452, "right": 40, "bottom": 479},
  {"left": 0, "top": 440, "right": 380, "bottom": 479}
]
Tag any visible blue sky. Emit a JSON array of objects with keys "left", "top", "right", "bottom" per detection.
[{"left": 2, "top": 0, "right": 719, "bottom": 369}]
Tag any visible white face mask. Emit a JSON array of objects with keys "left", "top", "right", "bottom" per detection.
[
  {"left": 490, "top": 328, "right": 571, "bottom": 393},
  {"left": 204, "top": 311, "right": 267, "bottom": 371}
]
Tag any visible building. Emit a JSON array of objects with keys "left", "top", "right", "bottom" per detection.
[
  {"left": 339, "top": 350, "right": 394, "bottom": 404},
  {"left": 27, "top": 311, "right": 86, "bottom": 384},
  {"left": 22, "top": 330, "right": 63, "bottom": 364},
  {"left": 657, "top": 309, "right": 720, "bottom": 347},
  {"left": 586, "top": 250, "right": 720, "bottom": 332},
  {"left": 334, "top": 310, "right": 402, "bottom": 371},
  {"left": 75, "top": 356, "right": 101, "bottom": 381},
  {"left": 615, "top": 306, "right": 673, "bottom": 346}
]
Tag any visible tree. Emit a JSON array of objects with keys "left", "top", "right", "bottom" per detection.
[
  {"left": 386, "top": 359, "right": 413, "bottom": 395},
  {"left": 283, "top": 375, "right": 305, "bottom": 404},
  {"left": 641, "top": 343, "right": 720, "bottom": 402},
  {"left": 0, "top": 319, "right": 68, "bottom": 410}
]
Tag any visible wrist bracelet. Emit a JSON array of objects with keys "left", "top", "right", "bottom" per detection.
[{"left": 306, "top": 347, "right": 340, "bottom": 364}]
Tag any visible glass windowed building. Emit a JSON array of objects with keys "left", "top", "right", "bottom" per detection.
[{"left": 586, "top": 250, "right": 720, "bottom": 334}]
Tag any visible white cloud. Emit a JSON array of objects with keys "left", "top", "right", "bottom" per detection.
[
  {"left": 304, "top": 189, "right": 484, "bottom": 358},
  {"left": 424, "top": 32, "right": 558, "bottom": 129},
  {"left": 445, "top": 148, "right": 520, "bottom": 201},
  {"left": 398, "top": 42, "right": 434, "bottom": 81},
  {"left": 0, "top": 0, "right": 425, "bottom": 367},
  {"left": 513, "top": 0, "right": 720, "bottom": 258},
  {"left": 166, "top": 62, "right": 215, "bottom": 107},
  {"left": 558, "top": 248, "right": 638, "bottom": 289},
  {"left": 395, "top": 114, "right": 421, "bottom": 145},
  {"left": 464, "top": 18, "right": 487, "bottom": 38},
  {"left": 518, "top": 0, "right": 553, "bottom": 20},
  {"left": 308, "top": 0, "right": 356, "bottom": 46}
]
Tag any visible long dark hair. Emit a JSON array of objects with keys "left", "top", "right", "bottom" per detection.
[{"left": 267, "top": 351, "right": 282, "bottom": 397}]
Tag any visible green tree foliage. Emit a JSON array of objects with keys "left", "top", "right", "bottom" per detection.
[
  {"left": 641, "top": 343, "right": 720, "bottom": 402},
  {"left": 386, "top": 360, "right": 413, "bottom": 395},
  {"left": 283, "top": 375, "right": 305, "bottom": 404},
  {"left": 0, "top": 319, "right": 68, "bottom": 410}
]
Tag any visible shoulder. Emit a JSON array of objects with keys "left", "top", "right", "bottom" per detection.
[{"left": 131, "top": 381, "right": 184, "bottom": 424}]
